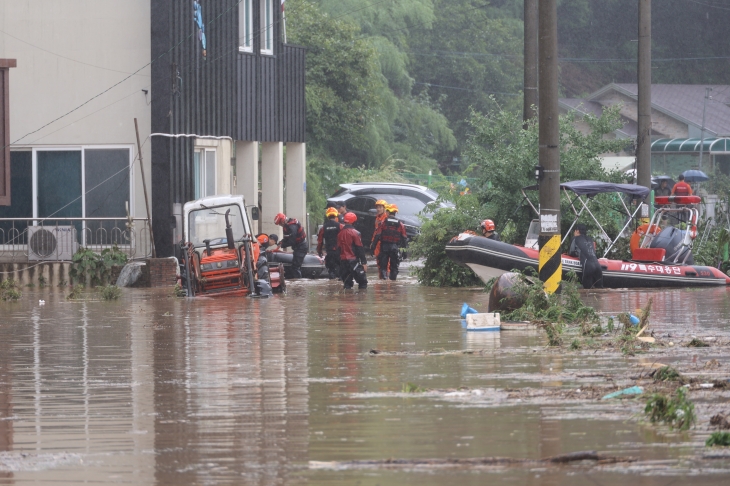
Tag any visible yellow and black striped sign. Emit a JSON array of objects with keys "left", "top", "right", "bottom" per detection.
[{"left": 538, "top": 234, "right": 562, "bottom": 294}]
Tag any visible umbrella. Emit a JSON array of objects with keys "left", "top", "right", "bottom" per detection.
[
  {"left": 682, "top": 169, "right": 709, "bottom": 182},
  {"left": 651, "top": 175, "right": 675, "bottom": 189}
]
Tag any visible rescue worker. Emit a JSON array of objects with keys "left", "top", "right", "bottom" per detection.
[
  {"left": 480, "top": 219, "right": 501, "bottom": 241},
  {"left": 274, "top": 213, "right": 308, "bottom": 279},
  {"left": 317, "top": 207, "right": 343, "bottom": 279},
  {"left": 568, "top": 224, "right": 603, "bottom": 289},
  {"left": 371, "top": 204, "right": 407, "bottom": 281},
  {"left": 373, "top": 199, "right": 389, "bottom": 279},
  {"left": 671, "top": 174, "right": 693, "bottom": 196},
  {"left": 338, "top": 212, "right": 368, "bottom": 289},
  {"left": 254, "top": 234, "right": 270, "bottom": 280},
  {"left": 336, "top": 202, "right": 348, "bottom": 223}
]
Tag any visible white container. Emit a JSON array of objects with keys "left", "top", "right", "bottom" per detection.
[{"left": 466, "top": 313, "right": 501, "bottom": 332}]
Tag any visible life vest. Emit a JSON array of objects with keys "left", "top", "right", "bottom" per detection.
[
  {"left": 380, "top": 218, "right": 403, "bottom": 244},
  {"left": 630, "top": 223, "right": 661, "bottom": 252},
  {"left": 286, "top": 218, "right": 307, "bottom": 246},
  {"left": 322, "top": 219, "right": 341, "bottom": 251}
]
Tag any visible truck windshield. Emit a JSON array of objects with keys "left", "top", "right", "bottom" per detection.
[{"left": 188, "top": 204, "right": 247, "bottom": 247}]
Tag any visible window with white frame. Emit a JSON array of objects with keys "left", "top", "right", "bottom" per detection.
[
  {"left": 238, "top": 0, "right": 253, "bottom": 52},
  {"left": 193, "top": 149, "right": 217, "bottom": 199},
  {"left": 0, "top": 147, "right": 132, "bottom": 243},
  {"left": 260, "top": 0, "right": 273, "bottom": 54}
]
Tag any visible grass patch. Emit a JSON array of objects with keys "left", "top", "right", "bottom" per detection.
[
  {"left": 686, "top": 338, "right": 709, "bottom": 348},
  {"left": 570, "top": 338, "right": 581, "bottom": 350},
  {"left": 0, "top": 279, "right": 22, "bottom": 302},
  {"left": 644, "top": 387, "right": 695, "bottom": 431},
  {"left": 706, "top": 432, "right": 730, "bottom": 447},
  {"left": 97, "top": 285, "right": 122, "bottom": 301},
  {"left": 402, "top": 383, "right": 427, "bottom": 393},
  {"left": 67, "top": 285, "right": 85, "bottom": 300},
  {"left": 38, "top": 275, "right": 47, "bottom": 288}
]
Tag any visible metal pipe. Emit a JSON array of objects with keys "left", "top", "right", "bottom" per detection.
[{"left": 636, "top": 0, "right": 652, "bottom": 191}]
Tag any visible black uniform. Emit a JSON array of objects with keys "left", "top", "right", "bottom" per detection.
[
  {"left": 486, "top": 232, "right": 501, "bottom": 241},
  {"left": 279, "top": 218, "right": 308, "bottom": 278},
  {"left": 317, "top": 219, "right": 342, "bottom": 279},
  {"left": 569, "top": 234, "right": 603, "bottom": 289},
  {"left": 371, "top": 217, "right": 407, "bottom": 281}
]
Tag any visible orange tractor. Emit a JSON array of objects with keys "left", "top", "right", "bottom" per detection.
[{"left": 178, "top": 195, "right": 285, "bottom": 297}]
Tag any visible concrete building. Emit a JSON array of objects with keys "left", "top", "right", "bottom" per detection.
[{"left": 0, "top": 0, "right": 306, "bottom": 260}]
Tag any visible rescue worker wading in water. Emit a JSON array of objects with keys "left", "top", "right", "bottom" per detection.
[
  {"left": 338, "top": 212, "right": 368, "bottom": 289},
  {"left": 274, "top": 213, "right": 308, "bottom": 279},
  {"left": 568, "top": 224, "right": 603, "bottom": 289},
  {"left": 370, "top": 204, "right": 407, "bottom": 281},
  {"left": 373, "top": 199, "right": 389, "bottom": 279},
  {"left": 317, "top": 207, "right": 343, "bottom": 279}
]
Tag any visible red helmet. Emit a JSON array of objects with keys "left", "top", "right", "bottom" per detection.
[
  {"left": 343, "top": 212, "right": 357, "bottom": 224},
  {"left": 274, "top": 213, "right": 287, "bottom": 225},
  {"left": 257, "top": 234, "right": 269, "bottom": 246},
  {"left": 480, "top": 219, "right": 495, "bottom": 232}
]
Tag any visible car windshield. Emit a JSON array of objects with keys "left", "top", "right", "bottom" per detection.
[{"left": 188, "top": 204, "right": 247, "bottom": 248}]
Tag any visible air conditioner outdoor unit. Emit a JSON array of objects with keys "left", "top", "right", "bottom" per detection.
[{"left": 27, "top": 226, "right": 79, "bottom": 261}]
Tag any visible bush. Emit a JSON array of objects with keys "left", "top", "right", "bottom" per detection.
[
  {"left": 706, "top": 432, "right": 730, "bottom": 447},
  {"left": 409, "top": 194, "right": 485, "bottom": 286},
  {"left": 98, "top": 285, "right": 122, "bottom": 301},
  {"left": 69, "top": 246, "right": 128, "bottom": 286},
  {"left": 0, "top": 279, "right": 22, "bottom": 302}
]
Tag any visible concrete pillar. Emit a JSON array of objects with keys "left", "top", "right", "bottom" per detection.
[
  {"left": 285, "top": 142, "right": 307, "bottom": 234},
  {"left": 261, "top": 142, "right": 283, "bottom": 237},
  {"left": 235, "top": 141, "right": 259, "bottom": 233}
]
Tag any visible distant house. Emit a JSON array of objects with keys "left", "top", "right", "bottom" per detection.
[
  {"left": 561, "top": 84, "right": 730, "bottom": 175},
  {"left": 0, "top": 1, "right": 306, "bottom": 260}
]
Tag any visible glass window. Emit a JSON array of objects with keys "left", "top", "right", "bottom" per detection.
[
  {"left": 36, "top": 150, "right": 83, "bottom": 238},
  {"left": 260, "top": 0, "right": 273, "bottom": 54},
  {"left": 193, "top": 151, "right": 201, "bottom": 199},
  {"left": 205, "top": 150, "right": 216, "bottom": 197},
  {"left": 84, "top": 149, "right": 131, "bottom": 237},
  {"left": 188, "top": 204, "right": 246, "bottom": 248},
  {"left": 239, "top": 0, "right": 253, "bottom": 52},
  {"left": 0, "top": 151, "right": 32, "bottom": 242}
]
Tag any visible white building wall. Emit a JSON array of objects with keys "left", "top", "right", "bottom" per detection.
[{"left": 0, "top": 0, "right": 151, "bottom": 219}]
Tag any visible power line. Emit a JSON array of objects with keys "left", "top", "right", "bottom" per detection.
[
  {"left": 0, "top": 29, "right": 150, "bottom": 77},
  {"left": 414, "top": 81, "right": 519, "bottom": 96},
  {"left": 686, "top": 0, "right": 730, "bottom": 12}
]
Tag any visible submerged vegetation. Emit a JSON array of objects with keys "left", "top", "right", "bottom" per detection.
[
  {"left": 644, "top": 387, "right": 696, "bottom": 432},
  {"left": 98, "top": 285, "right": 122, "bottom": 301},
  {"left": 706, "top": 432, "right": 730, "bottom": 448},
  {"left": 69, "top": 246, "right": 128, "bottom": 287},
  {"left": 0, "top": 279, "right": 22, "bottom": 302}
]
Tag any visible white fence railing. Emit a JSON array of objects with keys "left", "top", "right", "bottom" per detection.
[{"left": 0, "top": 218, "right": 152, "bottom": 263}]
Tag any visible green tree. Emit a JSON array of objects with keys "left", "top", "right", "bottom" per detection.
[{"left": 288, "top": 0, "right": 383, "bottom": 164}]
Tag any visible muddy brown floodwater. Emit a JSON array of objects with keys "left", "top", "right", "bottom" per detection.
[{"left": 1, "top": 277, "right": 730, "bottom": 485}]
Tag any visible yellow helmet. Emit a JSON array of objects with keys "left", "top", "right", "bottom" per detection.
[
  {"left": 387, "top": 204, "right": 398, "bottom": 214},
  {"left": 375, "top": 199, "right": 388, "bottom": 207},
  {"left": 325, "top": 207, "right": 338, "bottom": 218}
]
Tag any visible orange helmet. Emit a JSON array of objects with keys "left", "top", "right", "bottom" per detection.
[
  {"left": 386, "top": 204, "right": 398, "bottom": 214},
  {"left": 480, "top": 219, "right": 495, "bottom": 232},
  {"left": 343, "top": 212, "right": 357, "bottom": 224},
  {"left": 274, "top": 213, "right": 287, "bottom": 225},
  {"left": 325, "top": 207, "right": 339, "bottom": 218},
  {"left": 257, "top": 234, "right": 269, "bottom": 246},
  {"left": 375, "top": 199, "right": 387, "bottom": 207}
]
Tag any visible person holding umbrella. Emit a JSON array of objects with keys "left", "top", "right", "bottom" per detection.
[{"left": 655, "top": 179, "right": 671, "bottom": 197}]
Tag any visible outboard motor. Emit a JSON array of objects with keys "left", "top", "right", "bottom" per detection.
[
  {"left": 649, "top": 226, "right": 693, "bottom": 264},
  {"left": 255, "top": 279, "right": 273, "bottom": 297}
]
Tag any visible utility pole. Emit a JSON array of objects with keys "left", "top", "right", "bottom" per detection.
[
  {"left": 636, "top": 0, "right": 652, "bottom": 191},
  {"left": 134, "top": 118, "right": 156, "bottom": 258},
  {"left": 523, "top": 0, "right": 538, "bottom": 126},
  {"left": 538, "top": 0, "right": 561, "bottom": 294},
  {"left": 699, "top": 87, "right": 712, "bottom": 170}
]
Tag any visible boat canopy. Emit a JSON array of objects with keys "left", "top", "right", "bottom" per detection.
[{"left": 523, "top": 180, "right": 650, "bottom": 199}]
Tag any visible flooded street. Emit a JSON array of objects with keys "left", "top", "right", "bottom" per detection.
[{"left": 1, "top": 278, "right": 730, "bottom": 485}]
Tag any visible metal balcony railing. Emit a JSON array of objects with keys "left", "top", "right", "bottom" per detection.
[{"left": 0, "top": 218, "right": 152, "bottom": 263}]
